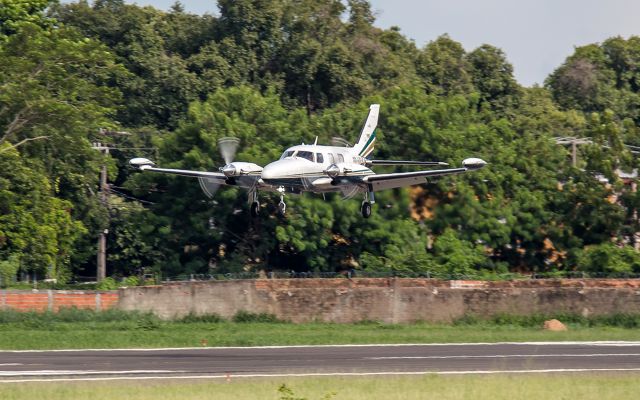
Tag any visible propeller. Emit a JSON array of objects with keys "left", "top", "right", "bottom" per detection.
[
  {"left": 198, "top": 137, "right": 240, "bottom": 199},
  {"left": 340, "top": 185, "right": 361, "bottom": 200},
  {"left": 331, "top": 137, "right": 352, "bottom": 147},
  {"left": 218, "top": 137, "right": 240, "bottom": 165},
  {"left": 198, "top": 177, "right": 220, "bottom": 199}
]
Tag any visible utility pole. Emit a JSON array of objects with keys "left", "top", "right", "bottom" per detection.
[
  {"left": 554, "top": 137, "right": 592, "bottom": 167},
  {"left": 91, "top": 129, "right": 150, "bottom": 282},
  {"left": 92, "top": 142, "right": 110, "bottom": 282}
]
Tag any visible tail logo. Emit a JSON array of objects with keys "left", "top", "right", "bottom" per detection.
[{"left": 358, "top": 129, "right": 377, "bottom": 157}]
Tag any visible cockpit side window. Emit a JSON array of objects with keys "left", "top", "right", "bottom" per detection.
[
  {"left": 296, "top": 151, "right": 314, "bottom": 162},
  {"left": 316, "top": 153, "right": 324, "bottom": 163},
  {"left": 280, "top": 150, "right": 295, "bottom": 160}
]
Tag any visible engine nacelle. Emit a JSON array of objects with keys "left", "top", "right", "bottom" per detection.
[
  {"left": 324, "top": 163, "right": 343, "bottom": 178},
  {"left": 221, "top": 162, "right": 263, "bottom": 177},
  {"left": 129, "top": 158, "right": 155, "bottom": 169},
  {"left": 462, "top": 158, "right": 487, "bottom": 170}
]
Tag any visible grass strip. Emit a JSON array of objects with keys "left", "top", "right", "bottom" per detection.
[
  {"left": 1, "top": 309, "right": 640, "bottom": 349},
  {"left": 1, "top": 374, "right": 640, "bottom": 399}
]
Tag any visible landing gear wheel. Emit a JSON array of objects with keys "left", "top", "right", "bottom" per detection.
[
  {"left": 250, "top": 201, "right": 260, "bottom": 218},
  {"left": 361, "top": 201, "right": 372, "bottom": 218},
  {"left": 278, "top": 201, "right": 287, "bottom": 216}
]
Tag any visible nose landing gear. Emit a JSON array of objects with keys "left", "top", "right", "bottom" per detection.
[
  {"left": 249, "top": 190, "right": 261, "bottom": 218},
  {"left": 277, "top": 186, "right": 286, "bottom": 216}
]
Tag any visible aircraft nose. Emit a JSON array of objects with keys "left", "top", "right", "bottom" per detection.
[
  {"left": 261, "top": 161, "right": 286, "bottom": 181},
  {"left": 262, "top": 159, "right": 303, "bottom": 182}
]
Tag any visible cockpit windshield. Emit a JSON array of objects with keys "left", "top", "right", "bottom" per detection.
[
  {"left": 296, "top": 151, "right": 314, "bottom": 162},
  {"left": 280, "top": 150, "right": 295, "bottom": 160}
]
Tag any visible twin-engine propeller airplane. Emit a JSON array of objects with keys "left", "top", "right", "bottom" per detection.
[{"left": 130, "top": 104, "right": 486, "bottom": 218}]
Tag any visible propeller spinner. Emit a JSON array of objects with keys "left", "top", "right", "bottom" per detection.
[{"left": 198, "top": 137, "right": 262, "bottom": 199}]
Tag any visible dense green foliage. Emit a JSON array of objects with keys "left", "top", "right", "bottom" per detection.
[{"left": 2, "top": 0, "right": 640, "bottom": 282}]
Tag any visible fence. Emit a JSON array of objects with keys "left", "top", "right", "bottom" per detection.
[
  {"left": 3, "top": 270, "right": 640, "bottom": 291},
  {"left": 160, "top": 270, "right": 640, "bottom": 283}
]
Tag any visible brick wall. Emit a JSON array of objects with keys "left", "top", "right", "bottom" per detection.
[{"left": 0, "top": 290, "right": 119, "bottom": 312}]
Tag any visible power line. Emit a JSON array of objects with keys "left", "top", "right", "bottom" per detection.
[{"left": 109, "top": 187, "right": 155, "bottom": 205}]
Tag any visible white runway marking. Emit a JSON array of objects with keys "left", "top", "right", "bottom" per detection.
[
  {"left": 0, "top": 370, "right": 183, "bottom": 377},
  {"left": 2, "top": 368, "right": 640, "bottom": 383},
  {"left": 0, "top": 364, "right": 22, "bottom": 366},
  {"left": 3, "top": 341, "right": 640, "bottom": 353},
  {"left": 367, "top": 353, "right": 640, "bottom": 360}
]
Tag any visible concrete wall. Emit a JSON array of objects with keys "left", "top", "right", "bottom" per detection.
[
  {"left": 0, "top": 290, "right": 119, "bottom": 312},
  {"left": 117, "top": 278, "right": 640, "bottom": 322}
]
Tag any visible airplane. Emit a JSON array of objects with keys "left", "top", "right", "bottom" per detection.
[{"left": 129, "top": 104, "right": 486, "bottom": 218}]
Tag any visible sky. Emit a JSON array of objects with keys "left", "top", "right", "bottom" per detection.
[{"left": 84, "top": 0, "right": 640, "bottom": 87}]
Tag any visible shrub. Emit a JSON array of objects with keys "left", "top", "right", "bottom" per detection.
[
  {"left": 122, "top": 276, "right": 141, "bottom": 287},
  {"left": 96, "top": 277, "right": 118, "bottom": 290},
  {"left": 232, "top": 310, "right": 281, "bottom": 323},
  {"left": 576, "top": 243, "right": 640, "bottom": 274},
  {"left": 0, "top": 254, "right": 20, "bottom": 288},
  {"left": 178, "top": 313, "right": 225, "bottom": 323}
]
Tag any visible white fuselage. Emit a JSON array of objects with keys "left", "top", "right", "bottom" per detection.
[{"left": 260, "top": 144, "right": 374, "bottom": 193}]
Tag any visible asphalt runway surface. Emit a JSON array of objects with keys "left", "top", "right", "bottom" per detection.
[{"left": 1, "top": 342, "right": 640, "bottom": 382}]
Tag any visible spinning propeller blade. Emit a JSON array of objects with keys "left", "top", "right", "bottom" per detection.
[
  {"left": 198, "top": 177, "right": 220, "bottom": 199},
  {"left": 218, "top": 137, "right": 240, "bottom": 165},
  {"left": 331, "top": 137, "right": 352, "bottom": 147},
  {"left": 340, "top": 186, "right": 360, "bottom": 200}
]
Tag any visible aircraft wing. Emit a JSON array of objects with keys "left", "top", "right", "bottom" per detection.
[
  {"left": 363, "top": 158, "right": 486, "bottom": 192},
  {"left": 129, "top": 158, "right": 263, "bottom": 191},
  {"left": 136, "top": 166, "right": 228, "bottom": 180}
]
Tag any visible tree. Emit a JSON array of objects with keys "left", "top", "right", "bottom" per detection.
[
  {"left": 0, "top": 3, "right": 125, "bottom": 279},
  {"left": 546, "top": 44, "right": 616, "bottom": 113},
  {"left": 417, "top": 35, "right": 473, "bottom": 96},
  {"left": 0, "top": 146, "right": 86, "bottom": 281},
  {"left": 50, "top": 0, "right": 202, "bottom": 129},
  {"left": 466, "top": 44, "right": 521, "bottom": 112},
  {"left": 0, "top": 0, "right": 52, "bottom": 41},
  {"left": 0, "top": 20, "right": 121, "bottom": 154}
]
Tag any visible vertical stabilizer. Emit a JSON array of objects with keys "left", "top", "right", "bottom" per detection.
[{"left": 354, "top": 104, "right": 379, "bottom": 158}]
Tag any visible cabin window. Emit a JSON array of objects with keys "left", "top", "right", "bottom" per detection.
[
  {"left": 280, "top": 150, "right": 294, "bottom": 159},
  {"left": 296, "top": 151, "right": 314, "bottom": 162},
  {"left": 316, "top": 153, "right": 324, "bottom": 163},
  {"left": 328, "top": 153, "right": 335, "bottom": 164},
  {"left": 337, "top": 154, "right": 345, "bottom": 163}
]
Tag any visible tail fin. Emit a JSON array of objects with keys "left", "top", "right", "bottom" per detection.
[{"left": 353, "top": 104, "right": 379, "bottom": 158}]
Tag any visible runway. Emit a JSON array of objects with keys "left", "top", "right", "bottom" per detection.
[{"left": 1, "top": 342, "right": 640, "bottom": 382}]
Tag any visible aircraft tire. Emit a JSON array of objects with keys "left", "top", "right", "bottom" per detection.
[
  {"left": 361, "top": 201, "right": 372, "bottom": 218},
  {"left": 250, "top": 202, "right": 259, "bottom": 218}
]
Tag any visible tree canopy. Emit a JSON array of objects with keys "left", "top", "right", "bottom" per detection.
[{"left": 2, "top": 0, "right": 640, "bottom": 283}]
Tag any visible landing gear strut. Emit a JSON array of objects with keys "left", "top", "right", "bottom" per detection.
[
  {"left": 277, "top": 186, "right": 286, "bottom": 216},
  {"left": 361, "top": 191, "right": 375, "bottom": 218},
  {"left": 250, "top": 191, "right": 260, "bottom": 218},
  {"left": 251, "top": 201, "right": 260, "bottom": 217}
]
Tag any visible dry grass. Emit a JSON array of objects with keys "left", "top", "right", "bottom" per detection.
[{"left": 1, "top": 373, "right": 639, "bottom": 400}]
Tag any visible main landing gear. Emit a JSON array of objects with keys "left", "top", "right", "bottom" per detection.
[
  {"left": 277, "top": 186, "right": 286, "bottom": 216},
  {"left": 361, "top": 191, "right": 375, "bottom": 218}
]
